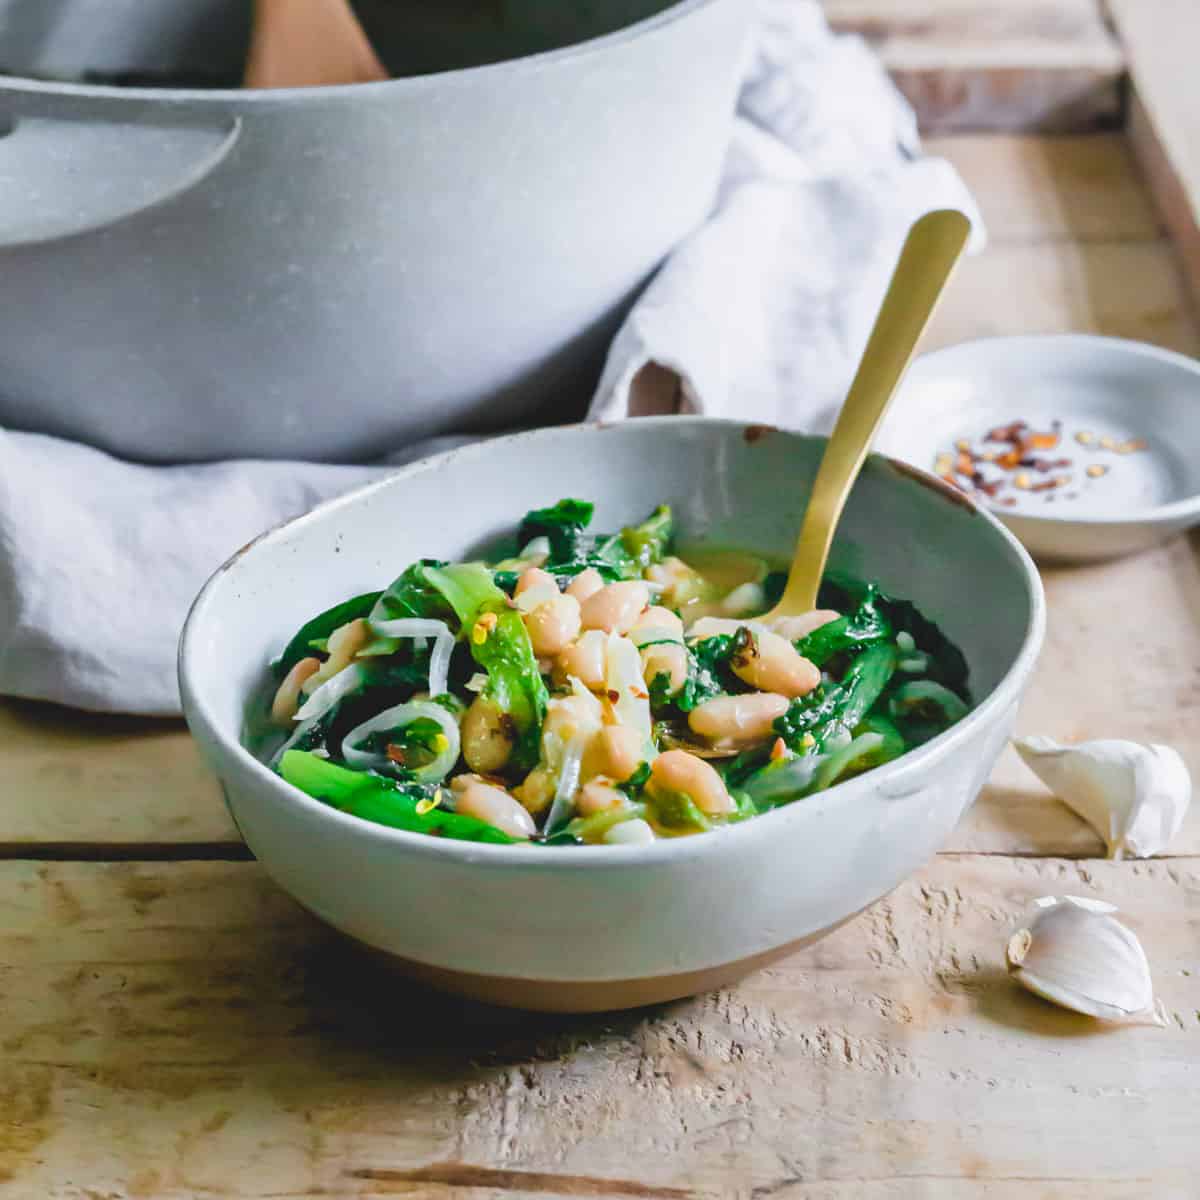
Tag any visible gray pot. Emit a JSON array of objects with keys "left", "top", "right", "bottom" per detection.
[{"left": 0, "top": 0, "right": 750, "bottom": 462}]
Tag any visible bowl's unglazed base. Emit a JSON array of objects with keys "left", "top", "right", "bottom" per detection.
[{"left": 341, "top": 913, "right": 862, "bottom": 1012}]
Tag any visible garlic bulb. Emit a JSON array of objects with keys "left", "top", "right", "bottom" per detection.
[
  {"left": 1013, "top": 736, "right": 1191, "bottom": 859},
  {"left": 1006, "top": 896, "right": 1163, "bottom": 1024}
]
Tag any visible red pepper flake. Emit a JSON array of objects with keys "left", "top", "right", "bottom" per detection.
[
  {"left": 971, "top": 473, "right": 1005, "bottom": 498},
  {"left": 986, "top": 420, "right": 1028, "bottom": 443},
  {"left": 607, "top": 689, "right": 620, "bottom": 704},
  {"left": 998, "top": 496, "right": 1017, "bottom": 507},
  {"left": 632, "top": 687, "right": 650, "bottom": 700},
  {"left": 386, "top": 743, "right": 408, "bottom": 765},
  {"left": 1029, "top": 475, "right": 1071, "bottom": 493},
  {"left": 954, "top": 450, "right": 976, "bottom": 477}
]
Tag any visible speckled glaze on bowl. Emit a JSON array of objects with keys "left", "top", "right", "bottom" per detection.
[{"left": 179, "top": 420, "right": 1044, "bottom": 1012}]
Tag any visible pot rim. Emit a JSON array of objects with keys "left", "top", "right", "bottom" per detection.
[
  {"left": 0, "top": 0, "right": 728, "bottom": 105},
  {"left": 179, "top": 417, "right": 1046, "bottom": 872}
]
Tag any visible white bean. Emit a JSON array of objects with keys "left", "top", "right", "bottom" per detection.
[
  {"left": 302, "top": 618, "right": 370, "bottom": 694},
  {"left": 553, "top": 629, "right": 609, "bottom": 691},
  {"left": 645, "top": 556, "right": 708, "bottom": 609},
  {"left": 523, "top": 592, "right": 582, "bottom": 658},
  {"left": 515, "top": 566, "right": 557, "bottom": 596},
  {"left": 767, "top": 609, "right": 841, "bottom": 642},
  {"left": 453, "top": 779, "right": 536, "bottom": 839},
  {"left": 513, "top": 766, "right": 556, "bottom": 816},
  {"left": 582, "top": 725, "right": 644, "bottom": 783},
  {"left": 688, "top": 692, "right": 790, "bottom": 746},
  {"left": 604, "top": 818, "right": 656, "bottom": 846},
  {"left": 271, "top": 656, "right": 321, "bottom": 725},
  {"left": 640, "top": 643, "right": 689, "bottom": 695},
  {"left": 580, "top": 581, "right": 650, "bottom": 634},
  {"left": 461, "top": 695, "right": 514, "bottom": 773},
  {"left": 730, "top": 628, "right": 820, "bottom": 698},
  {"left": 576, "top": 778, "right": 628, "bottom": 817},
  {"left": 647, "top": 749, "right": 733, "bottom": 815},
  {"left": 566, "top": 567, "right": 605, "bottom": 603},
  {"left": 630, "top": 605, "right": 685, "bottom": 643}
]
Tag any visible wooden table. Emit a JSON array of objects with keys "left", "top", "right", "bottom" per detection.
[{"left": 4, "top": 8, "right": 1200, "bottom": 1197}]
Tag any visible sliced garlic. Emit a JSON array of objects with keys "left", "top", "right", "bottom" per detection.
[
  {"left": 1013, "top": 736, "right": 1191, "bottom": 859},
  {"left": 1006, "top": 896, "right": 1163, "bottom": 1025}
]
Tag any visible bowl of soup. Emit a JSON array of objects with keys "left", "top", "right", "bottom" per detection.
[{"left": 179, "top": 419, "right": 1045, "bottom": 1010}]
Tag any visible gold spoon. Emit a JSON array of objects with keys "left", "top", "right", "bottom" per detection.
[
  {"left": 245, "top": 0, "right": 388, "bottom": 89},
  {"left": 763, "top": 208, "right": 972, "bottom": 621}
]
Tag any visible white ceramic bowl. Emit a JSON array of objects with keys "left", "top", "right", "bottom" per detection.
[
  {"left": 880, "top": 335, "right": 1200, "bottom": 563},
  {"left": 179, "top": 419, "right": 1045, "bottom": 1011}
]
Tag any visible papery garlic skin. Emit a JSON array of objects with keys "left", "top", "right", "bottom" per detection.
[
  {"left": 1006, "top": 895, "right": 1162, "bottom": 1024},
  {"left": 1013, "top": 737, "right": 1191, "bottom": 859}
]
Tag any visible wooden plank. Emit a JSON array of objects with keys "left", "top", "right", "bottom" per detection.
[
  {"left": 1107, "top": 0, "right": 1200, "bottom": 306},
  {"left": 925, "top": 134, "right": 1159, "bottom": 241},
  {"left": 821, "top": 0, "right": 1124, "bottom": 132},
  {"left": 950, "top": 531, "right": 1200, "bottom": 857},
  {"left": 0, "top": 700, "right": 236, "bottom": 851},
  {"left": 0, "top": 856, "right": 1196, "bottom": 1197},
  {"left": 923, "top": 239, "right": 1200, "bottom": 356}
]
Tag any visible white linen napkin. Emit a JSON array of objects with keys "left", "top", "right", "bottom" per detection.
[{"left": 0, "top": 0, "right": 983, "bottom": 716}]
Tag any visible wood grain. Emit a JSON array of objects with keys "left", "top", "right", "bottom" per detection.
[
  {"left": 0, "top": 856, "right": 1195, "bottom": 1197},
  {"left": 0, "top": 699, "right": 235, "bottom": 851},
  {"left": 1107, "top": 0, "right": 1200, "bottom": 304},
  {"left": 926, "top": 134, "right": 1159, "bottom": 241},
  {"left": 923, "top": 239, "right": 1200, "bottom": 355},
  {"left": 821, "top": 0, "right": 1124, "bottom": 132}
]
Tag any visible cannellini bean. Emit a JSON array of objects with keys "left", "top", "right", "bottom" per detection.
[
  {"left": 766, "top": 609, "right": 841, "bottom": 642},
  {"left": 689, "top": 692, "right": 790, "bottom": 746},
  {"left": 302, "top": 618, "right": 370, "bottom": 694},
  {"left": 544, "top": 691, "right": 603, "bottom": 743},
  {"left": 604, "top": 818, "right": 656, "bottom": 846},
  {"left": 515, "top": 566, "right": 557, "bottom": 596},
  {"left": 461, "top": 695, "right": 514, "bottom": 773},
  {"left": 453, "top": 779, "right": 536, "bottom": 839},
  {"left": 647, "top": 749, "right": 734, "bottom": 815},
  {"left": 271, "top": 656, "right": 321, "bottom": 725},
  {"left": 580, "top": 580, "right": 650, "bottom": 634},
  {"left": 686, "top": 615, "right": 760, "bottom": 641},
  {"left": 730, "top": 628, "right": 820, "bottom": 698},
  {"left": 582, "top": 725, "right": 644, "bottom": 783},
  {"left": 566, "top": 567, "right": 605, "bottom": 603},
  {"left": 640, "top": 643, "right": 689, "bottom": 695},
  {"left": 645, "top": 556, "right": 707, "bottom": 608},
  {"left": 523, "top": 592, "right": 582, "bottom": 658},
  {"left": 630, "top": 605, "right": 684, "bottom": 643},
  {"left": 553, "top": 629, "right": 609, "bottom": 691},
  {"left": 514, "top": 766, "right": 556, "bottom": 816},
  {"left": 576, "top": 778, "right": 628, "bottom": 817}
]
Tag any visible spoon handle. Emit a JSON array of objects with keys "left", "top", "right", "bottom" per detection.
[{"left": 776, "top": 209, "right": 972, "bottom": 616}]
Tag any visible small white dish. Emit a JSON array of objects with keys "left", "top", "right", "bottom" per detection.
[{"left": 879, "top": 335, "right": 1200, "bottom": 563}]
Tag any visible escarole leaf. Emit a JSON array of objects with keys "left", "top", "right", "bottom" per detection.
[
  {"left": 518, "top": 499, "right": 595, "bottom": 570},
  {"left": 275, "top": 591, "right": 382, "bottom": 678},
  {"left": 278, "top": 751, "right": 517, "bottom": 843},
  {"left": 514, "top": 499, "right": 675, "bottom": 582},
  {"left": 774, "top": 642, "right": 898, "bottom": 753},
  {"left": 817, "top": 573, "right": 969, "bottom": 698},
  {"left": 795, "top": 584, "right": 891, "bottom": 666},
  {"left": 424, "top": 563, "right": 548, "bottom": 771}
]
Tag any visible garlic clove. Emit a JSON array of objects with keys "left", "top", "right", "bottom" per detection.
[
  {"left": 1013, "top": 736, "right": 1191, "bottom": 859},
  {"left": 1006, "top": 895, "right": 1164, "bottom": 1025}
]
